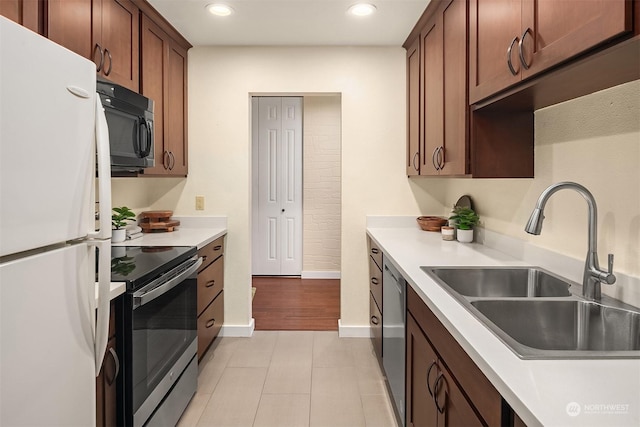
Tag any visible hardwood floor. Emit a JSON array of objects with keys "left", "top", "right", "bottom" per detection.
[{"left": 252, "top": 276, "right": 340, "bottom": 331}]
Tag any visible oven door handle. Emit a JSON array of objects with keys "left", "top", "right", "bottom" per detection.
[{"left": 133, "top": 256, "right": 203, "bottom": 308}]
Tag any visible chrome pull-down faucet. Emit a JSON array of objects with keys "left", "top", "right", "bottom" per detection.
[{"left": 525, "top": 182, "right": 616, "bottom": 301}]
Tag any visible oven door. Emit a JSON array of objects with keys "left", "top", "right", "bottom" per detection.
[
  {"left": 100, "top": 94, "right": 154, "bottom": 170},
  {"left": 125, "top": 256, "right": 201, "bottom": 427}
]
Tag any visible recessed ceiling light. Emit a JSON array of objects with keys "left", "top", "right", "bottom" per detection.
[
  {"left": 348, "top": 3, "right": 377, "bottom": 17},
  {"left": 206, "top": 3, "right": 234, "bottom": 17}
]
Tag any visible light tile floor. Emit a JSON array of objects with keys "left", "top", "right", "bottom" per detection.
[{"left": 177, "top": 331, "right": 399, "bottom": 427}]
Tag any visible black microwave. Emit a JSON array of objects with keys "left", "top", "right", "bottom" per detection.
[{"left": 97, "top": 79, "right": 154, "bottom": 172}]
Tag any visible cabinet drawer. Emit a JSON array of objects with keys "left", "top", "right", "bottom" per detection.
[
  {"left": 369, "top": 256, "right": 382, "bottom": 310},
  {"left": 198, "top": 235, "right": 224, "bottom": 272},
  {"left": 370, "top": 293, "right": 382, "bottom": 361},
  {"left": 367, "top": 237, "right": 382, "bottom": 271},
  {"left": 198, "top": 292, "right": 224, "bottom": 360},
  {"left": 197, "top": 256, "right": 224, "bottom": 315}
]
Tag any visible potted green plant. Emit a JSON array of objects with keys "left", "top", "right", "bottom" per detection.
[
  {"left": 449, "top": 206, "right": 479, "bottom": 243},
  {"left": 112, "top": 206, "right": 136, "bottom": 243}
]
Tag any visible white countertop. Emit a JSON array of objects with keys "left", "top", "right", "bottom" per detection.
[
  {"left": 96, "top": 216, "right": 227, "bottom": 304},
  {"left": 367, "top": 219, "right": 640, "bottom": 426}
]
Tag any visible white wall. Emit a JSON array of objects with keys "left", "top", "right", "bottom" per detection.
[
  {"left": 111, "top": 49, "right": 639, "bottom": 330},
  {"left": 182, "top": 46, "right": 432, "bottom": 329},
  {"left": 437, "top": 80, "right": 640, "bottom": 302},
  {"left": 302, "top": 96, "right": 342, "bottom": 276}
]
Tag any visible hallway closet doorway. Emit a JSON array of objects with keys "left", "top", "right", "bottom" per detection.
[{"left": 251, "top": 97, "right": 303, "bottom": 276}]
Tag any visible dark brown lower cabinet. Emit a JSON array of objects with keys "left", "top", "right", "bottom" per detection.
[
  {"left": 406, "top": 286, "right": 506, "bottom": 427},
  {"left": 96, "top": 302, "right": 119, "bottom": 427},
  {"left": 407, "top": 314, "right": 481, "bottom": 426}
]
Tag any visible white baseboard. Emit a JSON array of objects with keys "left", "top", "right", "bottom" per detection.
[
  {"left": 338, "top": 319, "right": 372, "bottom": 338},
  {"left": 220, "top": 318, "right": 255, "bottom": 337},
  {"left": 301, "top": 270, "right": 341, "bottom": 279}
]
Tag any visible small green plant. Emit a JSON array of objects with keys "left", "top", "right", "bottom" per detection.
[
  {"left": 112, "top": 206, "right": 136, "bottom": 230},
  {"left": 449, "top": 206, "right": 479, "bottom": 230}
]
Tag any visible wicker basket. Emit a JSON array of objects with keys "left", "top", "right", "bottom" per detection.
[{"left": 416, "top": 216, "right": 448, "bottom": 232}]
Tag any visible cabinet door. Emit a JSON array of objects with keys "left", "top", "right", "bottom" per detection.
[
  {"left": 47, "top": 0, "right": 94, "bottom": 60},
  {"left": 165, "top": 39, "right": 188, "bottom": 176},
  {"left": 440, "top": 0, "right": 468, "bottom": 176},
  {"left": 406, "top": 314, "right": 439, "bottom": 427},
  {"left": 197, "top": 256, "right": 224, "bottom": 315},
  {"left": 420, "top": 18, "right": 443, "bottom": 176},
  {"left": 469, "top": 0, "right": 523, "bottom": 103},
  {"left": 97, "top": 0, "right": 139, "bottom": 91},
  {"left": 369, "top": 293, "right": 383, "bottom": 361},
  {"left": 198, "top": 292, "right": 224, "bottom": 359},
  {"left": 140, "top": 14, "right": 189, "bottom": 177},
  {"left": 140, "top": 14, "right": 168, "bottom": 175},
  {"left": 520, "top": 0, "right": 632, "bottom": 79},
  {"left": 0, "top": 0, "right": 41, "bottom": 32},
  {"left": 406, "top": 37, "right": 420, "bottom": 176},
  {"left": 96, "top": 337, "right": 119, "bottom": 427}
]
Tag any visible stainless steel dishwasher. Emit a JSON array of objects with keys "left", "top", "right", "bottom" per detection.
[{"left": 382, "top": 256, "right": 406, "bottom": 427}]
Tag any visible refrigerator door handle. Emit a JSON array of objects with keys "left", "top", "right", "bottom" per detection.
[
  {"left": 88, "top": 97, "right": 112, "bottom": 240},
  {"left": 91, "top": 239, "right": 111, "bottom": 376}
]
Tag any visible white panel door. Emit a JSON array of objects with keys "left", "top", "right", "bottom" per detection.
[
  {"left": 252, "top": 97, "right": 303, "bottom": 275},
  {"left": 0, "top": 244, "right": 96, "bottom": 426}
]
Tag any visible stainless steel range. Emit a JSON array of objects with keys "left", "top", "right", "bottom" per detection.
[{"left": 112, "top": 245, "right": 201, "bottom": 427}]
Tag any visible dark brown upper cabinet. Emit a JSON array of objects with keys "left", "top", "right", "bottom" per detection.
[{"left": 469, "top": 0, "right": 633, "bottom": 104}]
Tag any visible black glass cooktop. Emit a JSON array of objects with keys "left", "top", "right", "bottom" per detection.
[{"left": 110, "top": 246, "right": 197, "bottom": 290}]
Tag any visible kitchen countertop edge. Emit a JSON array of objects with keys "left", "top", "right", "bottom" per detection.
[{"left": 367, "top": 223, "right": 640, "bottom": 427}]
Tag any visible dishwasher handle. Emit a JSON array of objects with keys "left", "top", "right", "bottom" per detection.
[{"left": 133, "top": 256, "right": 202, "bottom": 308}]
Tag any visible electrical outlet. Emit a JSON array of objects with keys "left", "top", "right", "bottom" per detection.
[{"left": 195, "top": 195, "right": 205, "bottom": 210}]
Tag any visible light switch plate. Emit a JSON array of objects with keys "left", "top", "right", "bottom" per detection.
[{"left": 195, "top": 195, "right": 205, "bottom": 210}]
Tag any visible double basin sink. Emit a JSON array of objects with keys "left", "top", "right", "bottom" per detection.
[{"left": 421, "top": 267, "right": 640, "bottom": 359}]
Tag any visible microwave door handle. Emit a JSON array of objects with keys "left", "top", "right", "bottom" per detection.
[
  {"left": 139, "top": 117, "right": 152, "bottom": 157},
  {"left": 133, "top": 257, "right": 203, "bottom": 308}
]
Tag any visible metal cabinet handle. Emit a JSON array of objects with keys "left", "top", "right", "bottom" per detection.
[
  {"left": 426, "top": 360, "right": 437, "bottom": 397},
  {"left": 371, "top": 316, "right": 379, "bottom": 326},
  {"left": 436, "top": 146, "right": 444, "bottom": 170},
  {"left": 371, "top": 277, "right": 379, "bottom": 285},
  {"left": 434, "top": 373, "right": 446, "bottom": 414},
  {"left": 104, "top": 48, "right": 112, "bottom": 76},
  {"left": 206, "top": 319, "right": 215, "bottom": 328},
  {"left": 168, "top": 151, "right": 176, "bottom": 170},
  {"left": 431, "top": 147, "right": 440, "bottom": 171},
  {"left": 94, "top": 44, "right": 104, "bottom": 72},
  {"left": 214, "top": 245, "right": 222, "bottom": 251},
  {"left": 163, "top": 150, "right": 170, "bottom": 169},
  {"left": 106, "top": 347, "right": 120, "bottom": 386},
  {"left": 371, "top": 248, "right": 379, "bottom": 255},
  {"left": 205, "top": 280, "right": 215, "bottom": 288},
  {"left": 518, "top": 28, "right": 531, "bottom": 70},
  {"left": 412, "top": 152, "right": 419, "bottom": 172},
  {"left": 507, "top": 36, "right": 519, "bottom": 76}
]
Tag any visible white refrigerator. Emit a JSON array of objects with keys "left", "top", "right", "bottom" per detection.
[{"left": 0, "top": 16, "right": 113, "bottom": 426}]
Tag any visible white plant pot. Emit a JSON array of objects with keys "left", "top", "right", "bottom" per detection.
[
  {"left": 112, "top": 228, "right": 126, "bottom": 243},
  {"left": 456, "top": 228, "right": 474, "bottom": 243}
]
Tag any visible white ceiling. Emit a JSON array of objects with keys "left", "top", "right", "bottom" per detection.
[{"left": 147, "top": 0, "right": 431, "bottom": 46}]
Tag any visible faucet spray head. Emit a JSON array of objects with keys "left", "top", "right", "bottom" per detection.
[{"left": 525, "top": 208, "right": 544, "bottom": 235}]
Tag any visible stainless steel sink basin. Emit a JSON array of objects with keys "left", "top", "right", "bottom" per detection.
[
  {"left": 471, "top": 300, "right": 640, "bottom": 358},
  {"left": 422, "top": 267, "right": 572, "bottom": 298},
  {"left": 421, "top": 266, "right": 640, "bottom": 358}
]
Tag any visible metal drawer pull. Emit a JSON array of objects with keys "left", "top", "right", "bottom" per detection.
[
  {"left": 434, "top": 373, "right": 446, "bottom": 414},
  {"left": 206, "top": 319, "right": 216, "bottom": 328},
  {"left": 371, "top": 277, "right": 379, "bottom": 285},
  {"left": 426, "top": 360, "right": 437, "bottom": 397},
  {"left": 371, "top": 316, "right": 379, "bottom": 325},
  {"left": 412, "top": 152, "right": 419, "bottom": 171},
  {"left": 371, "top": 248, "right": 379, "bottom": 254},
  {"left": 507, "top": 36, "right": 519, "bottom": 75},
  {"left": 518, "top": 28, "right": 531, "bottom": 70},
  {"left": 107, "top": 347, "right": 120, "bottom": 386},
  {"left": 205, "top": 280, "right": 215, "bottom": 288},
  {"left": 213, "top": 245, "right": 222, "bottom": 251},
  {"left": 431, "top": 146, "right": 440, "bottom": 171}
]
